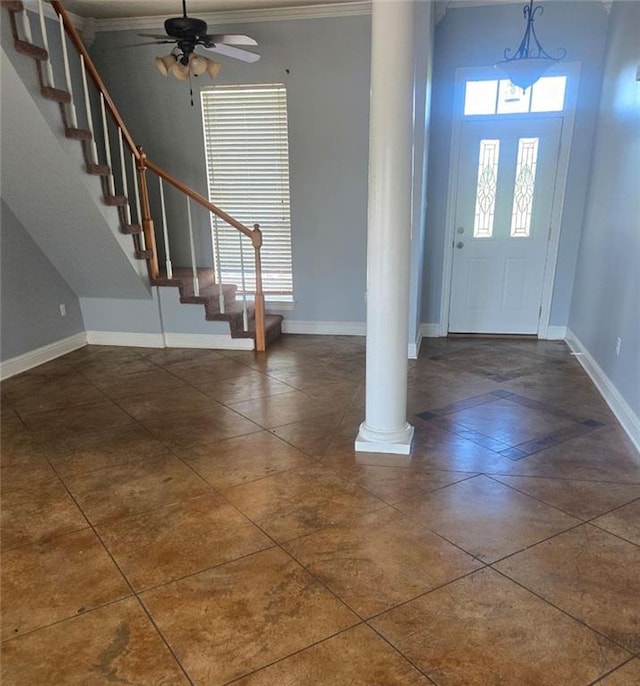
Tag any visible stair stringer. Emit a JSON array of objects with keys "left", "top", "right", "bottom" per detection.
[{"left": 0, "top": 44, "right": 150, "bottom": 300}]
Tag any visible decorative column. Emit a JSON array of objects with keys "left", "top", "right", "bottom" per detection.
[{"left": 355, "top": 0, "right": 415, "bottom": 455}]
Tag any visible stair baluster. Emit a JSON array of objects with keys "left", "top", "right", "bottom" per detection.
[
  {"left": 238, "top": 233, "right": 249, "bottom": 331},
  {"left": 212, "top": 214, "right": 225, "bottom": 314},
  {"left": 19, "top": 1, "right": 32, "bottom": 42},
  {"left": 57, "top": 14, "right": 78, "bottom": 128},
  {"left": 118, "top": 129, "right": 132, "bottom": 226},
  {"left": 79, "top": 55, "right": 99, "bottom": 166},
  {"left": 186, "top": 197, "right": 200, "bottom": 297},
  {"left": 36, "top": 0, "right": 54, "bottom": 87},
  {"left": 99, "top": 93, "right": 115, "bottom": 196},
  {"left": 158, "top": 177, "right": 173, "bottom": 279},
  {"left": 130, "top": 153, "right": 147, "bottom": 251}
]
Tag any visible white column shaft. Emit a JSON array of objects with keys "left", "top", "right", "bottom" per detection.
[{"left": 356, "top": 0, "right": 415, "bottom": 455}]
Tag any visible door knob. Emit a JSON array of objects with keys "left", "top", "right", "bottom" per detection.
[
  {"left": 457, "top": 226, "right": 465, "bottom": 234},
  {"left": 456, "top": 241, "right": 464, "bottom": 249}
]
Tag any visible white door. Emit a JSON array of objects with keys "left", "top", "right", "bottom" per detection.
[{"left": 449, "top": 117, "right": 562, "bottom": 334}]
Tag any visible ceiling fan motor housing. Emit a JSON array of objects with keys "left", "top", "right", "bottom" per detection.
[{"left": 164, "top": 16, "right": 208, "bottom": 39}]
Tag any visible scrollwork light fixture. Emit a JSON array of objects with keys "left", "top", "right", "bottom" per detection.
[{"left": 496, "top": 0, "right": 566, "bottom": 91}]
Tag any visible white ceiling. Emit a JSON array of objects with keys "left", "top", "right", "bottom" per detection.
[{"left": 61, "top": 0, "right": 361, "bottom": 20}]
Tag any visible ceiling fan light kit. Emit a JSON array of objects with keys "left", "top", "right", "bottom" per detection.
[
  {"left": 496, "top": 0, "right": 566, "bottom": 91},
  {"left": 155, "top": 51, "right": 220, "bottom": 80},
  {"left": 142, "top": 0, "right": 259, "bottom": 82}
]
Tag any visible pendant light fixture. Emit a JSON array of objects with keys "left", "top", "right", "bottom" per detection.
[{"left": 496, "top": 0, "right": 566, "bottom": 91}]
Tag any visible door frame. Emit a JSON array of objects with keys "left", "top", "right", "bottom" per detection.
[{"left": 438, "top": 62, "right": 581, "bottom": 338}]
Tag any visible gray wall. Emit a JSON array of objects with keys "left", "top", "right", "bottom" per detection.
[
  {"left": 421, "top": 1, "right": 609, "bottom": 327},
  {"left": 1, "top": 200, "right": 84, "bottom": 361},
  {"left": 91, "top": 14, "right": 371, "bottom": 324},
  {"left": 568, "top": 1, "right": 640, "bottom": 418}
]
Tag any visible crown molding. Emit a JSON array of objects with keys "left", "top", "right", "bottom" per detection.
[{"left": 91, "top": 1, "right": 371, "bottom": 33}]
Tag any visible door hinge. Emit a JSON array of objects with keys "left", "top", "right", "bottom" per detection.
[
  {"left": 548, "top": 225, "right": 552, "bottom": 242},
  {"left": 539, "top": 305, "right": 543, "bottom": 319}
]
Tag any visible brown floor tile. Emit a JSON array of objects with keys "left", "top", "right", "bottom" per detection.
[
  {"left": 164, "top": 357, "right": 256, "bottom": 385},
  {"left": 180, "top": 431, "right": 311, "bottom": 489},
  {"left": 285, "top": 508, "right": 481, "bottom": 617},
  {"left": 228, "top": 390, "right": 339, "bottom": 429},
  {"left": 4, "top": 376, "right": 106, "bottom": 415},
  {"left": 196, "top": 370, "right": 294, "bottom": 404},
  {"left": 371, "top": 568, "right": 629, "bottom": 686},
  {"left": 395, "top": 475, "right": 579, "bottom": 562},
  {"left": 271, "top": 413, "right": 346, "bottom": 458},
  {"left": 592, "top": 499, "right": 640, "bottom": 546},
  {"left": 115, "top": 385, "right": 220, "bottom": 422},
  {"left": 47, "top": 426, "right": 174, "bottom": 478},
  {"left": 95, "top": 368, "right": 190, "bottom": 399},
  {"left": 1, "top": 459, "right": 60, "bottom": 493},
  {"left": 0, "top": 597, "right": 188, "bottom": 685},
  {"left": 489, "top": 426, "right": 640, "bottom": 483},
  {"left": 495, "top": 524, "right": 640, "bottom": 652},
  {"left": 1, "top": 478, "right": 87, "bottom": 550},
  {"left": 336, "top": 464, "right": 476, "bottom": 504},
  {"left": 75, "top": 356, "right": 160, "bottom": 382},
  {"left": 1, "top": 529, "right": 131, "bottom": 639},
  {"left": 96, "top": 494, "right": 274, "bottom": 590},
  {"left": 63, "top": 454, "right": 211, "bottom": 524},
  {"left": 18, "top": 400, "right": 137, "bottom": 441},
  {"left": 596, "top": 659, "right": 640, "bottom": 685},
  {"left": 141, "top": 405, "right": 261, "bottom": 448},
  {"left": 141, "top": 547, "right": 358, "bottom": 685},
  {"left": 223, "top": 463, "right": 386, "bottom": 542},
  {"left": 410, "top": 422, "right": 518, "bottom": 473},
  {"left": 491, "top": 475, "right": 640, "bottom": 520},
  {"left": 233, "top": 624, "right": 430, "bottom": 685},
  {"left": 137, "top": 347, "right": 226, "bottom": 367}
]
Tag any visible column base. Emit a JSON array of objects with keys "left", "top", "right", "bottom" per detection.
[{"left": 354, "top": 421, "right": 414, "bottom": 456}]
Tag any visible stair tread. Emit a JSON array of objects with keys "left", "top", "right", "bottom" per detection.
[
  {"left": 41, "top": 86, "right": 71, "bottom": 103},
  {"left": 14, "top": 39, "right": 47, "bottom": 61},
  {"left": 103, "top": 195, "right": 128, "bottom": 206},
  {"left": 65, "top": 127, "right": 92, "bottom": 141},
  {"left": 86, "top": 163, "right": 111, "bottom": 176},
  {"left": 122, "top": 224, "right": 142, "bottom": 235}
]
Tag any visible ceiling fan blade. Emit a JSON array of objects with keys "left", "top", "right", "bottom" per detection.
[
  {"left": 203, "top": 43, "right": 261, "bottom": 63},
  {"left": 202, "top": 34, "right": 258, "bottom": 46},
  {"left": 137, "top": 33, "right": 172, "bottom": 39},
  {"left": 125, "top": 40, "right": 176, "bottom": 47}
]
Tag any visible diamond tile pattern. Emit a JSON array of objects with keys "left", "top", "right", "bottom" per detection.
[{"left": 2, "top": 336, "right": 639, "bottom": 684}]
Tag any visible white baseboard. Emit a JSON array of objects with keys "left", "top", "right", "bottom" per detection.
[
  {"left": 282, "top": 320, "right": 366, "bottom": 336},
  {"left": 566, "top": 328, "right": 640, "bottom": 453},
  {"left": 85, "top": 331, "right": 165, "bottom": 348},
  {"left": 85, "top": 330, "right": 254, "bottom": 351},
  {"left": 421, "top": 323, "right": 442, "bottom": 338},
  {"left": 163, "top": 333, "right": 254, "bottom": 350},
  {"left": 0, "top": 333, "right": 87, "bottom": 380},
  {"left": 545, "top": 326, "right": 567, "bottom": 340}
]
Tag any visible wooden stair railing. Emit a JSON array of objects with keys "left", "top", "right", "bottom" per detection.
[{"left": 7, "top": 0, "right": 269, "bottom": 351}]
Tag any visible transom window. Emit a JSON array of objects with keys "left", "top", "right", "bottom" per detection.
[{"left": 464, "top": 76, "right": 567, "bottom": 116}]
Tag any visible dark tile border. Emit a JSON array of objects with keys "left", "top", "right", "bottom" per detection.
[{"left": 416, "top": 391, "right": 606, "bottom": 461}]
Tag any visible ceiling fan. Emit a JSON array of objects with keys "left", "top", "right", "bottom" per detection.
[{"left": 137, "top": 0, "right": 261, "bottom": 66}]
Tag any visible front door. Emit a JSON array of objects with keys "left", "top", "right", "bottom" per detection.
[{"left": 448, "top": 117, "right": 562, "bottom": 334}]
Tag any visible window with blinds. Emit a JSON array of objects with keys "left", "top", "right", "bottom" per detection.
[{"left": 200, "top": 84, "right": 293, "bottom": 298}]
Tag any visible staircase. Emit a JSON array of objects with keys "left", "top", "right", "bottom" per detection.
[{"left": 1, "top": 0, "right": 282, "bottom": 351}]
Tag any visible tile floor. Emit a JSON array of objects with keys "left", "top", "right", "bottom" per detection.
[{"left": 1, "top": 336, "right": 640, "bottom": 685}]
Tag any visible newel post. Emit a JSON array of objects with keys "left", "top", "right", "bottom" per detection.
[
  {"left": 136, "top": 146, "right": 159, "bottom": 280},
  {"left": 252, "top": 224, "right": 266, "bottom": 352}
]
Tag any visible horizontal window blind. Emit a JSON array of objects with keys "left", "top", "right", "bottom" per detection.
[{"left": 201, "top": 84, "right": 293, "bottom": 296}]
